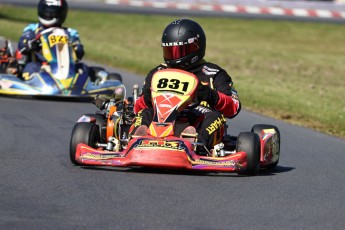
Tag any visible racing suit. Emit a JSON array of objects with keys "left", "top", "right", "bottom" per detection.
[
  {"left": 132, "top": 61, "right": 241, "bottom": 150},
  {"left": 17, "top": 23, "right": 85, "bottom": 80}
]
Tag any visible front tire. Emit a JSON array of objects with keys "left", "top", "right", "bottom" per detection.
[
  {"left": 69, "top": 122, "right": 100, "bottom": 165},
  {"left": 236, "top": 132, "right": 260, "bottom": 176},
  {"left": 83, "top": 113, "right": 106, "bottom": 142}
]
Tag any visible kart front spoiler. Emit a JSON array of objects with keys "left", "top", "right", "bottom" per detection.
[{"left": 75, "top": 143, "right": 248, "bottom": 173}]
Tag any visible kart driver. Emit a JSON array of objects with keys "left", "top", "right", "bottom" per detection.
[
  {"left": 94, "top": 18, "right": 241, "bottom": 152},
  {"left": 17, "top": 0, "right": 86, "bottom": 80}
]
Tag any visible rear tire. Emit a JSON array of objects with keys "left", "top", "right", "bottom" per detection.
[
  {"left": 236, "top": 132, "right": 260, "bottom": 176},
  {"left": 70, "top": 122, "right": 100, "bottom": 165},
  {"left": 88, "top": 66, "right": 106, "bottom": 82},
  {"left": 107, "top": 73, "right": 122, "bottom": 83},
  {"left": 251, "top": 124, "right": 280, "bottom": 169}
]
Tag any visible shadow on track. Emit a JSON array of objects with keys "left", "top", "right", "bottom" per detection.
[
  {"left": 0, "top": 94, "right": 93, "bottom": 102},
  {"left": 76, "top": 164, "right": 295, "bottom": 178}
]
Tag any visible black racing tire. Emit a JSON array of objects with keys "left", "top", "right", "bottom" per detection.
[
  {"left": 107, "top": 73, "right": 122, "bottom": 83},
  {"left": 251, "top": 124, "right": 280, "bottom": 169},
  {"left": 69, "top": 122, "right": 100, "bottom": 165},
  {"left": 84, "top": 113, "right": 107, "bottom": 142},
  {"left": 88, "top": 66, "right": 106, "bottom": 82},
  {"left": 236, "top": 132, "right": 260, "bottom": 176},
  {"left": 17, "top": 64, "right": 24, "bottom": 79},
  {"left": 89, "top": 66, "right": 106, "bottom": 73},
  {"left": 0, "top": 63, "right": 7, "bottom": 73}
]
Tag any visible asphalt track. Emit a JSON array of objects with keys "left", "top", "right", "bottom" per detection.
[{"left": 1, "top": 1, "right": 345, "bottom": 230}]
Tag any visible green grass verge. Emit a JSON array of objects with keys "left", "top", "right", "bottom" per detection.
[{"left": 1, "top": 5, "right": 344, "bottom": 138}]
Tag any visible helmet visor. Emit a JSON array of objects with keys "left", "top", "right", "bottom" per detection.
[
  {"left": 40, "top": 10, "right": 59, "bottom": 20},
  {"left": 162, "top": 41, "right": 199, "bottom": 60}
]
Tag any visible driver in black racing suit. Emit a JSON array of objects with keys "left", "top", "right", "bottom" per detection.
[{"left": 129, "top": 19, "right": 241, "bottom": 151}]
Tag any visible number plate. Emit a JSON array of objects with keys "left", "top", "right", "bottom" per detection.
[
  {"left": 48, "top": 35, "right": 68, "bottom": 47},
  {"left": 151, "top": 69, "right": 198, "bottom": 95}
]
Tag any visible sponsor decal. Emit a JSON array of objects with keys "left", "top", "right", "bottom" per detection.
[
  {"left": 196, "top": 104, "right": 212, "bottom": 113},
  {"left": 133, "top": 111, "right": 143, "bottom": 127},
  {"left": 188, "top": 37, "right": 195, "bottom": 43},
  {"left": 46, "top": 0, "right": 62, "bottom": 6},
  {"left": 206, "top": 115, "right": 226, "bottom": 134},
  {"left": 137, "top": 140, "right": 184, "bottom": 150},
  {"left": 191, "top": 56, "right": 199, "bottom": 64},
  {"left": 194, "top": 159, "right": 237, "bottom": 166},
  {"left": 202, "top": 66, "right": 219, "bottom": 76},
  {"left": 162, "top": 41, "right": 184, "bottom": 47},
  {"left": 162, "top": 37, "right": 198, "bottom": 47},
  {"left": 80, "top": 153, "right": 119, "bottom": 160}
]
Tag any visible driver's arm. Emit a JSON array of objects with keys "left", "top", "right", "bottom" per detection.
[
  {"left": 68, "top": 28, "right": 84, "bottom": 61},
  {"left": 213, "top": 70, "right": 241, "bottom": 118},
  {"left": 18, "top": 26, "right": 39, "bottom": 54}
]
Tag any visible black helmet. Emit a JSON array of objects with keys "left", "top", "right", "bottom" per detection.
[
  {"left": 161, "top": 19, "right": 206, "bottom": 69},
  {"left": 38, "top": 0, "right": 68, "bottom": 27}
]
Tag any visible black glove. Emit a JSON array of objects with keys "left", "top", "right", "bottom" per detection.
[
  {"left": 93, "top": 95, "right": 109, "bottom": 110},
  {"left": 196, "top": 83, "right": 219, "bottom": 107},
  {"left": 20, "top": 39, "right": 39, "bottom": 55},
  {"left": 27, "top": 40, "right": 39, "bottom": 51}
]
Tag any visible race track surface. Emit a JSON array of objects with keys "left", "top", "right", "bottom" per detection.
[{"left": 1, "top": 67, "right": 345, "bottom": 229}]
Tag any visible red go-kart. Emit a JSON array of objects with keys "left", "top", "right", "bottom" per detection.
[{"left": 70, "top": 69, "right": 280, "bottom": 175}]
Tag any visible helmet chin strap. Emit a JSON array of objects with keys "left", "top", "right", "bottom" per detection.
[{"left": 38, "top": 16, "right": 59, "bottom": 27}]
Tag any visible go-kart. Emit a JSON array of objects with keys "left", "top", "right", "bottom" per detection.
[
  {"left": 0, "top": 27, "right": 122, "bottom": 99},
  {"left": 70, "top": 69, "right": 280, "bottom": 175}
]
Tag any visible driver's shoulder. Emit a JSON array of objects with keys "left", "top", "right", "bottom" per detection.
[
  {"left": 23, "top": 23, "right": 40, "bottom": 33},
  {"left": 65, "top": 27, "right": 80, "bottom": 38},
  {"left": 200, "top": 61, "right": 224, "bottom": 72}
]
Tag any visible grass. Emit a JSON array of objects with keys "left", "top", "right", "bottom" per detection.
[{"left": 0, "top": 5, "right": 344, "bottom": 138}]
